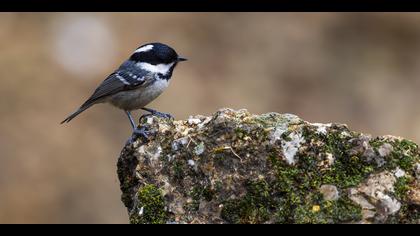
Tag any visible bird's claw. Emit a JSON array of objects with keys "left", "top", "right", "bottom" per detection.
[
  {"left": 150, "top": 111, "right": 173, "bottom": 119},
  {"left": 133, "top": 126, "right": 152, "bottom": 140},
  {"left": 142, "top": 108, "right": 173, "bottom": 119},
  {"left": 125, "top": 127, "right": 151, "bottom": 145},
  {"left": 125, "top": 126, "right": 152, "bottom": 144}
]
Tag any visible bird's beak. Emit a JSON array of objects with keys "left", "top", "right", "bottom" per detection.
[{"left": 177, "top": 56, "right": 188, "bottom": 62}]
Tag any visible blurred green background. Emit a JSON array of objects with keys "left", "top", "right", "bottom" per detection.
[{"left": 1, "top": 13, "right": 420, "bottom": 223}]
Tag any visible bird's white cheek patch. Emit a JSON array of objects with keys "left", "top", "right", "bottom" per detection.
[
  {"left": 137, "top": 62, "right": 175, "bottom": 75},
  {"left": 134, "top": 45, "right": 154, "bottom": 53}
]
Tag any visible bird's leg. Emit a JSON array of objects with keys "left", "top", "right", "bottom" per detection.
[
  {"left": 141, "top": 107, "right": 173, "bottom": 119},
  {"left": 125, "top": 110, "right": 136, "bottom": 129},
  {"left": 125, "top": 110, "right": 151, "bottom": 143}
]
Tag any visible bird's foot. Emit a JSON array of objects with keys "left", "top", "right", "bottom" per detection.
[
  {"left": 133, "top": 126, "right": 152, "bottom": 141},
  {"left": 126, "top": 126, "right": 152, "bottom": 144},
  {"left": 142, "top": 108, "right": 174, "bottom": 119}
]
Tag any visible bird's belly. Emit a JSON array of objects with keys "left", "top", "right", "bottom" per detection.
[{"left": 109, "top": 79, "right": 169, "bottom": 110}]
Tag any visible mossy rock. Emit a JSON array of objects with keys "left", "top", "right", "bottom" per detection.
[{"left": 117, "top": 108, "right": 420, "bottom": 224}]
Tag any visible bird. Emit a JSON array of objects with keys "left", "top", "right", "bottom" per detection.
[{"left": 61, "top": 42, "right": 187, "bottom": 139}]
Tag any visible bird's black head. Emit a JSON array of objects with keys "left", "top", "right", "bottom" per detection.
[{"left": 130, "top": 42, "right": 187, "bottom": 65}]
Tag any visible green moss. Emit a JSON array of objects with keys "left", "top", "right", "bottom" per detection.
[
  {"left": 173, "top": 159, "right": 187, "bottom": 181},
  {"left": 221, "top": 199, "right": 271, "bottom": 224},
  {"left": 398, "top": 139, "right": 418, "bottom": 153},
  {"left": 184, "top": 186, "right": 215, "bottom": 212},
  {"left": 293, "top": 204, "right": 321, "bottom": 223},
  {"left": 248, "top": 114, "right": 277, "bottom": 129},
  {"left": 275, "top": 188, "right": 362, "bottom": 224},
  {"left": 369, "top": 138, "right": 386, "bottom": 150},
  {"left": 324, "top": 129, "right": 353, "bottom": 158},
  {"left": 320, "top": 197, "right": 362, "bottom": 223},
  {"left": 130, "top": 184, "right": 168, "bottom": 224},
  {"left": 262, "top": 141, "right": 365, "bottom": 224},
  {"left": 394, "top": 176, "right": 413, "bottom": 201},
  {"left": 323, "top": 155, "right": 375, "bottom": 188},
  {"left": 236, "top": 129, "right": 414, "bottom": 223},
  {"left": 221, "top": 179, "right": 275, "bottom": 224},
  {"left": 398, "top": 155, "right": 416, "bottom": 171},
  {"left": 385, "top": 139, "right": 419, "bottom": 172},
  {"left": 302, "top": 125, "right": 353, "bottom": 157},
  {"left": 214, "top": 123, "right": 415, "bottom": 223},
  {"left": 390, "top": 161, "right": 419, "bottom": 222},
  {"left": 234, "top": 127, "right": 246, "bottom": 139},
  {"left": 220, "top": 162, "right": 364, "bottom": 224},
  {"left": 300, "top": 126, "right": 376, "bottom": 189}
]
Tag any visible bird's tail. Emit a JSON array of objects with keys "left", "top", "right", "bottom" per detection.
[{"left": 60, "top": 103, "right": 94, "bottom": 124}]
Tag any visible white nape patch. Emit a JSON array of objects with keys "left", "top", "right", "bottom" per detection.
[
  {"left": 137, "top": 62, "right": 175, "bottom": 75},
  {"left": 116, "top": 74, "right": 130, "bottom": 85},
  {"left": 135, "top": 44, "right": 154, "bottom": 53}
]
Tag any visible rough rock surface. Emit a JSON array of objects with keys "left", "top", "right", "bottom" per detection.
[{"left": 117, "top": 108, "right": 420, "bottom": 224}]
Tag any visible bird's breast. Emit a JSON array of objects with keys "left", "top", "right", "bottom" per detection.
[{"left": 109, "top": 78, "right": 170, "bottom": 110}]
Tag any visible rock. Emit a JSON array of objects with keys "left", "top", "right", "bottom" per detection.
[
  {"left": 319, "top": 185, "right": 339, "bottom": 201},
  {"left": 408, "top": 184, "right": 420, "bottom": 205},
  {"left": 117, "top": 108, "right": 420, "bottom": 224},
  {"left": 348, "top": 171, "right": 402, "bottom": 222}
]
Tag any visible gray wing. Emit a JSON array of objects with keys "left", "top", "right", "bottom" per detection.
[
  {"left": 61, "top": 65, "right": 152, "bottom": 124},
  {"left": 82, "top": 67, "right": 152, "bottom": 106}
]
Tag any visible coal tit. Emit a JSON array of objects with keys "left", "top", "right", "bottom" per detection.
[{"left": 61, "top": 42, "right": 187, "bottom": 138}]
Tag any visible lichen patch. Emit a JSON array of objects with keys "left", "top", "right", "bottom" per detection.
[{"left": 281, "top": 130, "right": 304, "bottom": 165}]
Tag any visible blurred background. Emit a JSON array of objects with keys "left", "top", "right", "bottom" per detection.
[{"left": 1, "top": 13, "right": 420, "bottom": 223}]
